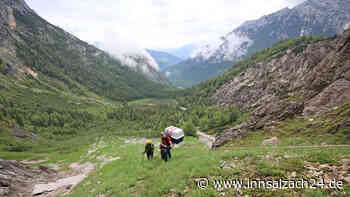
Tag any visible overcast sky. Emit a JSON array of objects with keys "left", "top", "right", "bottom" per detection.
[{"left": 25, "top": 0, "right": 306, "bottom": 50}]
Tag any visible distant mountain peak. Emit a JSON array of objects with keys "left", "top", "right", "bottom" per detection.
[
  {"left": 166, "top": 0, "right": 350, "bottom": 87},
  {"left": 192, "top": 32, "right": 253, "bottom": 63},
  {"left": 197, "top": 0, "right": 350, "bottom": 62}
]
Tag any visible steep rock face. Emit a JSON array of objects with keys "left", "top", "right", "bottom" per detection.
[
  {"left": 0, "top": 0, "right": 29, "bottom": 76},
  {"left": 213, "top": 29, "right": 350, "bottom": 147},
  {"left": 166, "top": 0, "right": 350, "bottom": 87}
]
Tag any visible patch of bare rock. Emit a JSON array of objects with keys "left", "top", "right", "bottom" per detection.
[
  {"left": 213, "top": 29, "right": 350, "bottom": 147},
  {"left": 0, "top": 159, "right": 57, "bottom": 197}
]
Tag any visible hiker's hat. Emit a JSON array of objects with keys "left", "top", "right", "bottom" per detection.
[{"left": 146, "top": 140, "right": 152, "bottom": 144}]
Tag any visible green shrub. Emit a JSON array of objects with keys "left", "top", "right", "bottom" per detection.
[{"left": 183, "top": 120, "right": 197, "bottom": 137}]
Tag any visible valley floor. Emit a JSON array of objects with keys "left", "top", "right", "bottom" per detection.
[{"left": 6, "top": 132, "right": 349, "bottom": 197}]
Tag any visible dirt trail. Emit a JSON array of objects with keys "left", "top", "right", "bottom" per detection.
[
  {"left": 197, "top": 131, "right": 216, "bottom": 148},
  {"left": 32, "top": 162, "right": 95, "bottom": 196}
]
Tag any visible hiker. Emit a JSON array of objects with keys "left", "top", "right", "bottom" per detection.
[
  {"left": 160, "top": 132, "right": 173, "bottom": 162},
  {"left": 143, "top": 140, "right": 154, "bottom": 160}
]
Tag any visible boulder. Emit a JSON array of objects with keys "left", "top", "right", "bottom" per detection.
[
  {"left": 344, "top": 176, "right": 350, "bottom": 184},
  {"left": 213, "top": 123, "right": 250, "bottom": 148},
  {"left": 261, "top": 137, "right": 278, "bottom": 146},
  {"left": 0, "top": 187, "right": 9, "bottom": 196}
]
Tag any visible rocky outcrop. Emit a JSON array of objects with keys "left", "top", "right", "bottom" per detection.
[
  {"left": 0, "top": 159, "right": 56, "bottom": 197},
  {"left": 213, "top": 29, "right": 350, "bottom": 147},
  {"left": 213, "top": 123, "right": 251, "bottom": 148},
  {"left": 7, "top": 7, "right": 16, "bottom": 29}
]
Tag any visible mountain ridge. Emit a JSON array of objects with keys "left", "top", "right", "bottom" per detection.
[
  {"left": 0, "top": 0, "right": 173, "bottom": 101},
  {"left": 166, "top": 0, "right": 350, "bottom": 87}
]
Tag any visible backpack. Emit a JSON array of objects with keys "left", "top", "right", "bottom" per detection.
[
  {"left": 162, "top": 136, "right": 171, "bottom": 147},
  {"left": 145, "top": 143, "right": 154, "bottom": 153}
]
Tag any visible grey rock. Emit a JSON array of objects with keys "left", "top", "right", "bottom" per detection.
[
  {"left": 261, "top": 137, "right": 278, "bottom": 146},
  {"left": 344, "top": 176, "right": 350, "bottom": 184},
  {"left": 212, "top": 29, "right": 350, "bottom": 147},
  {"left": 39, "top": 164, "right": 57, "bottom": 174},
  {"left": 0, "top": 187, "right": 9, "bottom": 196},
  {"left": 305, "top": 79, "right": 350, "bottom": 116},
  {"left": 213, "top": 123, "right": 250, "bottom": 148},
  {"left": 0, "top": 159, "right": 56, "bottom": 196}
]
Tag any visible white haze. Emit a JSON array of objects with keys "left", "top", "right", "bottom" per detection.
[
  {"left": 191, "top": 32, "right": 253, "bottom": 61},
  {"left": 96, "top": 29, "right": 159, "bottom": 71}
]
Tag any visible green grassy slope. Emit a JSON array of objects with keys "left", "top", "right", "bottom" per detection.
[{"left": 13, "top": 134, "right": 348, "bottom": 197}]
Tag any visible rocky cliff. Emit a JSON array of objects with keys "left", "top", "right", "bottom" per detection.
[{"left": 213, "top": 29, "right": 350, "bottom": 147}]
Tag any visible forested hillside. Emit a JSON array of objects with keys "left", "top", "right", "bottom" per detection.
[{"left": 0, "top": 0, "right": 173, "bottom": 102}]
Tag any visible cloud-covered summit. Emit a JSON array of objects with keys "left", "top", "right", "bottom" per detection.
[{"left": 96, "top": 29, "right": 159, "bottom": 71}]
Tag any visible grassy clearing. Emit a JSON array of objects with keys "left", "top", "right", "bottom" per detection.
[{"left": 63, "top": 136, "right": 350, "bottom": 197}]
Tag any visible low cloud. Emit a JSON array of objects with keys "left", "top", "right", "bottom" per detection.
[{"left": 96, "top": 28, "right": 159, "bottom": 70}]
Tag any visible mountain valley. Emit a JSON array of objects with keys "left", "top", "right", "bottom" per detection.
[{"left": 0, "top": 0, "right": 350, "bottom": 196}]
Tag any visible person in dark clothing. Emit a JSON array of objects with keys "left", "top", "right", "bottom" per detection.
[
  {"left": 160, "top": 132, "right": 173, "bottom": 162},
  {"left": 143, "top": 140, "right": 154, "bottom": 160}
]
